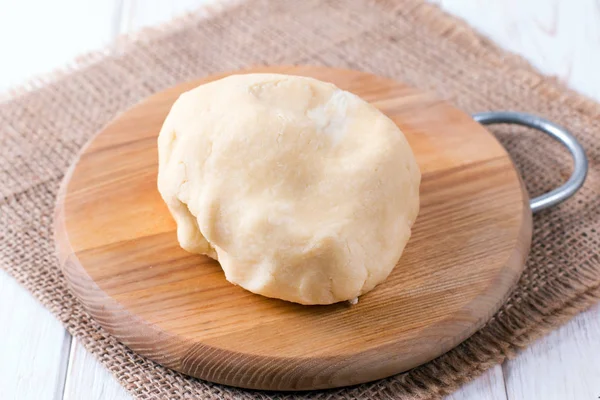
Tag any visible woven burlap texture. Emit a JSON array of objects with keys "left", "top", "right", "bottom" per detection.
[{"left": 1, "top": 0, "right": 599, "bottom": 399}]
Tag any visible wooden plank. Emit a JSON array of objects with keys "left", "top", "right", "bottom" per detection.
[
  {"left": 0, "top": 0, "right": 594, "bottom": 398},
  {"left": 55, "top": 65, "right": 531, "bottom": 390},
  {"left": 0, "top": 271, "right": 71, "bottom": 400},
  {"left": 503, "top": 303, "right": 600, "bottom": 400},
  {"left": 61, "top": 348, "right": 510, "bottom": 400},
  {"left": 63, "top": 339, "right": 131, "bottom": 400},
  {"left": 431, "top": 0, "right": 600, "bottom": 102},
  {"left": 445, "top": 366, "right": 507, "bottom": 400},
  {"left": 119, "top": 0, "right": 217, "bottom": 33},
  {"left": 59, "top": 2, "right": 210, "bottom": 399},
  {"left": 430, "top": 3, "right": 600, "bottom": 399},
  {"left": 0, "top": 0, "right": 121, "bottom": 92}
]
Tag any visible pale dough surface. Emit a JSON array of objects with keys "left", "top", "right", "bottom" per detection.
[{"left": 157, "top": 73, "right": 420, "bottom": 305}]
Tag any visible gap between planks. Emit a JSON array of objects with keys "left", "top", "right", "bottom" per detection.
[{"left": 4, "top": 0, "right": 598, "bottom": 399}]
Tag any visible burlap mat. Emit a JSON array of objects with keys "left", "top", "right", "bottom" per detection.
[{"left": 1, "top": 0, "right": 599, "bottom": 398}]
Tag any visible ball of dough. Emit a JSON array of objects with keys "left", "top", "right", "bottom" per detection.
[{"left": 157, "top": 73, "right": 420, "bottom": 305}]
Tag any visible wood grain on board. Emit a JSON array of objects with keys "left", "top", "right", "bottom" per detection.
[
  {"left": 54, "top": 66, "right": 532, "bottom": 390},
  {"left": 2, "top": 1, "right": 599, "bottom": 399}
]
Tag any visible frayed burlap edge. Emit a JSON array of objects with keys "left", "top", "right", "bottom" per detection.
[
  {"left": 2, "top": 0, "right": 599, "bottom": 399},
  {"left": 0, "top": 0, "right": 243, "bottom": 104},
  {"left": 381, "top": 2, "right": 600, "bottom": 398}
]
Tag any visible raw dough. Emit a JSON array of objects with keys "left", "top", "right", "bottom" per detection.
[{"left": 157, "top": 73, "right": 420, "bottom": 305}]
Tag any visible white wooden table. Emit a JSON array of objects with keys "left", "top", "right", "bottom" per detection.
[{"left": 1, "top": 1, "right": 599, "bottom": 399}]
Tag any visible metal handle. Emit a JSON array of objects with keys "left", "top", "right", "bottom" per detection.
[{"left": 472, "top": 111, "right": 588, "bottom": 213}]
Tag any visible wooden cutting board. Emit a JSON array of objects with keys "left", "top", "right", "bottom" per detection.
[{"left": 54, "top": 66, "right": 532, "bottom": 391}]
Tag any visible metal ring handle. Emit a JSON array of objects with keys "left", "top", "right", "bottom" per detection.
[{"left": 472, "top": 111, "right": 588, "bottom": 213}]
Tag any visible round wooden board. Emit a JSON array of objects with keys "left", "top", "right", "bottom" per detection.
[{"left": 55, "top": 66, "right": 532, "bottom": 391}]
